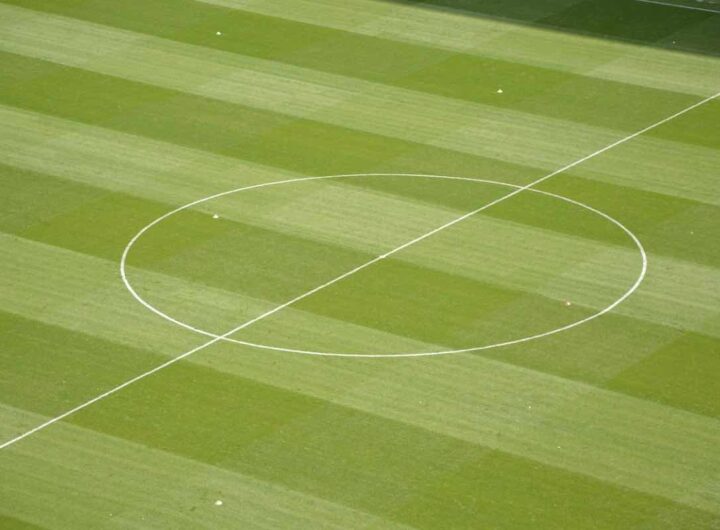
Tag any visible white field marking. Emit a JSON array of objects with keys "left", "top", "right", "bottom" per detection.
[
  {"left": 123, "top": 175, "right": 648, "bottom": 356},
  {"left": 1, "top": 92, "right": 717, "bottom": 451},
  {"left": 635, "top": 0, "right": 720, "bottom": 14},
  {"left": 120, "top": 91, "right": 720, "bottom": 357}
]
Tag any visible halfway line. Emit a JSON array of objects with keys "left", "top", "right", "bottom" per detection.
[{"left": 1, "top": 91, "right": 718, "bottom": 451}]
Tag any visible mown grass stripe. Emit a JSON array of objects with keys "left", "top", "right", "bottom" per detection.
[
  {"left": 201, "top": 340, "right": 720, "bottom": 515},
  {"left": 0, "top": 0, "right": 702, "bottom": 131},
  {"left": 0, "top": 2, "right": 628, "bottom": 172},
  {"left": 2, "top": 232, "right": 719, "bottom": 512},
  {"left": 1, "top": 17, "right": 720, "bottom": 202},
  {"left": 0, "top": 408, "right": 411, "bottom": 530},
  {"left": 3, "top": 406, "right": 716, "bottom": 530},
  {"left": 0, "top": 51, "right": 540, "bottom": 178},
  {"left": 1, "top": 98, "right": 718, "bottom": 241},
  {"left": 0, "top": 231, "right": 440, "bottom": 359},
  {"left": 0, "top": 182, "right": 640, "bottom": 357},
  {"left": 0, "top": 514, "right": 45, "bottom": 530},
  {"left": 197, "top": 0, "right": 720, "bottom": 95},
  {"left": 2, "top": 165, "right": 717, "bottom": 344},
  {"left": 1, "top": 220, "right": 717, "bottom": 392},
  {"left": 0, "top": 2, "right": 718, "bottom": 528},
  {"left": 3, "top": 325, "right": 720, "bottom": 521}
]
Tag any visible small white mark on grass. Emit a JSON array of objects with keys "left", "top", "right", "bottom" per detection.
[
  {"left": 216, "top": 31, "right": 222, "bottom": 36},
  {"left": 497, "top": 89, "right": 504, "bottom": 94},
  {"left": 564, "top": 300, "right": 572, "bottom": 307},
  {"left": 215, "top": 500, "right": 223, "bottom": 506},
  {"left": 213, "top": 214, "right": 220, "bottom": 219}
]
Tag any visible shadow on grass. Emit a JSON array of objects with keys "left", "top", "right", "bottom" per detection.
[{"left": 380, "top": 0, "right": 720, "bottom": 57}]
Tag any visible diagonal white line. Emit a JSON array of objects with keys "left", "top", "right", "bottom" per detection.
[
  {"left": 635, "top": 0, "right": 720, "bottom": 14},
  {"left": 1, "top": 91, "right": 718, "bottom": 451}
]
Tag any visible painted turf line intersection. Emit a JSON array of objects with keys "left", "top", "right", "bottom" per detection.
[{"left": 1, "top": 91, "right": 718, "bottom": 451}]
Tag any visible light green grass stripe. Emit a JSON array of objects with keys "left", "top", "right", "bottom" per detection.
[
  {"left": 0, "top": 233, "right": 445, "bottom": 357},
  {"left": 1, "top": 105, "right": 717, "bottom": 341},
  {"left": 209, "top": 344, "right": 720, "bottom": 515},
  {"left": 190, "top": 181, "right": 645, "bottom": 328},
  {"left": 1, "top": 68, "right": 717, "bottom": 207},
  {"left": 0, "top": 105, "right": 717, "bottom": 340},
  {"left": 0, "top": 405, "right": 411, "bottom": 530},
  {"left": 1, "top": 225, "right": 717, "bottom": 381},
  {"left": 0, "top": 228, "right": 716, "bottom": 409},
  {"left": 0, "top": 228, "right": 678, "bottom": 395},
  {"left": 2, "top": 150, "right": 718, "bottom": 343},
  {"left": 0, "top": 3, "right": 626, "bottom": 171},
  {"left": 0, "top": 227, "right": 679, "bottom": 384},
  {"left": 0, "top": 234, "right": 198, "bottom": 357},
  {"left": 0, "top": 404, "right": 42, "bottom": 447},
  {"left": 197, "top": 0, "right": 720, "bottom": 96},
  {"left": 1, "top": 102, "right": 716, "bottom": 275},
  {"left": 372, "top": 217, "right": 720, "bottom": 339},
  {"left": 570, "top": 135, "right": 720, "bottom": 205},
  {"left": 2, "top": 235, "right": 719, "bottom": 511},
  {"left": 0, "top": 105, "right": 296, "bottom": 207}
]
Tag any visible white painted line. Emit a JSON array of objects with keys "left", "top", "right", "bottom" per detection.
[
  {"left": 0, "top": 336, "right": 227, "bottom": 450},
  {"left": 1, "top": 91, "right": 717, "bottom": 451},
  {"left": 635, "top": 0, "right": 720, "bottom": 14}
]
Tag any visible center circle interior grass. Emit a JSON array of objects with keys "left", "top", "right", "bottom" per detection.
[{"left": 121, "top": 174, "right": 646, "bottom": 357}]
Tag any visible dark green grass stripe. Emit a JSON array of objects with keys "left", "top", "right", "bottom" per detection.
[
  {"left": 0, "top": 311, "right": 165, "bottom": 417},
  {"left": 606, "top": 331, "right": 720, "bottom": 418},
  {"left": 0, "top": 51, "right": 536, "bottom": 180},
  {"left": 6, "top": 206, "right": 720, "bottom": 418},
  {"left": 0, "top": 164, "right": 702, "bottom": 332},
  {"left": 0, "top": 515, "right": 46, "bottom": 530},
  {"left": 407, "top": 0, "right": 720, "bottom": 55},
  {"left": 2, "top": 310, "right": 717, "bottom": 528},
  {"left": 346, "top": 173, "right": 720, "bottom": 268},
  {"left": 3, "top": 167, "right": 719, "bottom": 417},
  {"left": 483, "top": 309, "right": 720, "bottom": 418},
  {"left": 538, "top": 0, "right": 720, "bottom": 53},
  {"left": 378, "top": 0, "right": 592, "bottom": 22},
  {"left": 0, "top": 165, "right": 173, "bottom": 262},
  {"left": 249, "top": 255, "right": 591, "bottom": 350},
  {"left": 5, "top": 157, "right": 717, "bottom": 274},
  {"left": 0, "top": 165, "right": 382, "bottom": 303},
  {"left": 1, "top": 165, "right": 716, "bottom": 360},
  {"left": 537, "top": 174, "right": 720, "bottom": 269},
  {"left": 74, "top": 367, "right": 719, "bottom": 530},
  {"left": 0, "top": 0, "right": 701, "bottom": 132},
  {"left": 0, "top": 165, "right": 609, "bottom": 355},
  {"left": 641, "top": 98, "right": 720, "bottom": 150}
]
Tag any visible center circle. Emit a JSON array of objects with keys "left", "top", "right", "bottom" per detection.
[{"left": 121, "top": 173, "right": 647, "bottom": 358}]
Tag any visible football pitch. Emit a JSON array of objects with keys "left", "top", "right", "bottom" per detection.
[{"left": 1, "top": 0, "right": 719, "bottom": 528}]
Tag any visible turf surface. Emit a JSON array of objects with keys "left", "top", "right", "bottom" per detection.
[{"left": 1, "top": 0, "right": 719, "bottom": 528}]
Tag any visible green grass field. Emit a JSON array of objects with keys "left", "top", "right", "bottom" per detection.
[{"left": 1, "top": 0, "right": 719, "bottom": 528}]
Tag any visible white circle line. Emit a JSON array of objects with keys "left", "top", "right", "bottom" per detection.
[{"left": 120, "top": 173, "right": 648, "bottom": 358}]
